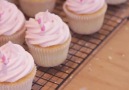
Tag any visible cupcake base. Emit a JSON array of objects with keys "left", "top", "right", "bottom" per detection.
[
  {"left": 0, "top": 25, "right": 26, "bottom": 46},
  {"left": 19, "top": 0, "right": 56, "bottom": 17},
  {"left": 0, "top": 66, "right": 36, "bottom": 90},
  {"left": 26, "top": 36, "right": 71, "bottom": 67},
  {"left": 63, "top": 3, "right": 107, "bottom": 35},
  {"left": 106, "top": 0, "right": 127, "bottom": 5}
]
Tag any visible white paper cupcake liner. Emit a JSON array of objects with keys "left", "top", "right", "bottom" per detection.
[
  {"left": 63, "top": 3, "right": 107, "bottom": 35},
  {"left": 0, "top": 66, "right": 36, "bottom": 90},
  {"left": 19, "top": 0, "right": 56, "bottom": 17},
  {"left": 26, "top": 36, "right": 71, "bottom": 67},
  {"left": 106, "top": 0, "right": 127, "bottom": 5},
  {"left": 0, "top": 26, "right": 26, "bottom": 46}
]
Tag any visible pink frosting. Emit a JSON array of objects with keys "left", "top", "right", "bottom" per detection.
[
  {"left": 65, "top": 0, "right": 105, "bottom": 14},
  {"left": 0, "top": 42, "right": 35, "bottom": 82},
  {"left": 26, "top": 11, "right": 70, "bottom": 47},
  {"left": 0, "top": 0, "right": 25, "bottom": 36}
]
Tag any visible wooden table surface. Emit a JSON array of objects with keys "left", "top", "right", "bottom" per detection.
[{"left": 62, "top": 21, "right": 129, "bottom": 90}]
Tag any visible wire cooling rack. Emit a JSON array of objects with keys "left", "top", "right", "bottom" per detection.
[{"left": 32, "top": 0, "right": 129, "bottom": 90}]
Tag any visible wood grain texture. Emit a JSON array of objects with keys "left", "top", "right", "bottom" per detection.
[{"left": 63, "top": 21, "right": 129, "bottom": 90}]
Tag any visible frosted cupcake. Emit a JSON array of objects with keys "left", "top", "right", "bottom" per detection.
[
  {"left": 7, "top": 0, "right": 19, "bottom": 5},
  {"left": 19, "top": 0, "right": 56, "bottom": 17},
  {"left": 0, "top": 0, "right": 26, "bottom": 46},
  {"left": 63, "top": 0, "right": 107, "bottom": 34},
  {"left": 0, "top": 42, "right": 36, "bottom": 90},
  {"left": 106, "top": 0, "right": 127, "bottom": 5},
  {"left": 26, "top": 11, "right": 71, "bottom": 67}
]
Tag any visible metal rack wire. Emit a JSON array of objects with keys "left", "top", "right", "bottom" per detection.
[{"left": 32, "top": 1, "right": 129, "bottom": 90}]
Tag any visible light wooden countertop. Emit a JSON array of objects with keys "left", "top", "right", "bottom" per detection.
[{"left": 62, "top": 20, "right": 129, "bottom": 90}]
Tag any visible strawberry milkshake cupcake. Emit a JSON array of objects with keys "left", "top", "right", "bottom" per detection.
[
  {"left": 0, "top": 42, "right": 36, "bottom": 90},
  {"left": 0, "top": 0, "right": 26, "bottom": 46},
  {"left": 63, "top": 0, "right": 107, "bottom": 34},
  {"left": 25, "top": 11, "right": 71, "bottom": 67}
]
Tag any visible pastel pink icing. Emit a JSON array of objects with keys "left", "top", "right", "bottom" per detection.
[
  {"left": 65, "top": 0, "right": 105, "bottom": 14},
  {"left": 26, "top": 11, "right": 70, "bottom": 47},
  {"left": 0, "top": 42, "right": 35, "bottom": 82},
  {"left": 0, "top": 0, "right": 25, "bottom": 36}
]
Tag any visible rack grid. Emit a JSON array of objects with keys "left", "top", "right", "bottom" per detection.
[{"left": 32, "top": 0, "right": 129, "bottom": 90}]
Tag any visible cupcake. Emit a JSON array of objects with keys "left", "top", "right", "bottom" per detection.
[
  {"left": 106, "top": 0, "right": 127, "bottom": 5},
  {"left": 0, "top": 0, "right": 26, "bottom": 46},
  {"left": 7, "top": 0, "right": 19, "bottom": 5},
  {"left": 0, "top": 42, "right": 36, "bottom": 90},
  {"left": 19, "top": 0, "right": 56, "bottom": 17},
  {"left": 25, "top": 11, "right": 71, "bottom": 67},
  {"left": 63, "top": 0, "right": 107, "bottom": 35}
]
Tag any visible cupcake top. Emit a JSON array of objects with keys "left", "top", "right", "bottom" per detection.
[
  {"left": 0, "top": 0, "right": 25, "bottom": 36},
  {"left": 26, "top": 11, "right": 70, "bottom": 47},
  {"left": 0, "top": 42, "right": 35, "bottom": 82},
  {"left": 65, "top": 0, "right": 105, "bottom": 14}
]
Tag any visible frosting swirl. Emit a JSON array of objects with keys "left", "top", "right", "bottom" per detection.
[
  {"left": 0, "top": 42, "right": 35, "bottom": 82},
  {"left": 0, "top": 0, "right": 25, "bottom": 36},
  {"left": 65, "top": 0, "right": 105, "bottom": 14},
  {"left": 26, "top": 11, "right": 70, "bottom": 47}
]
